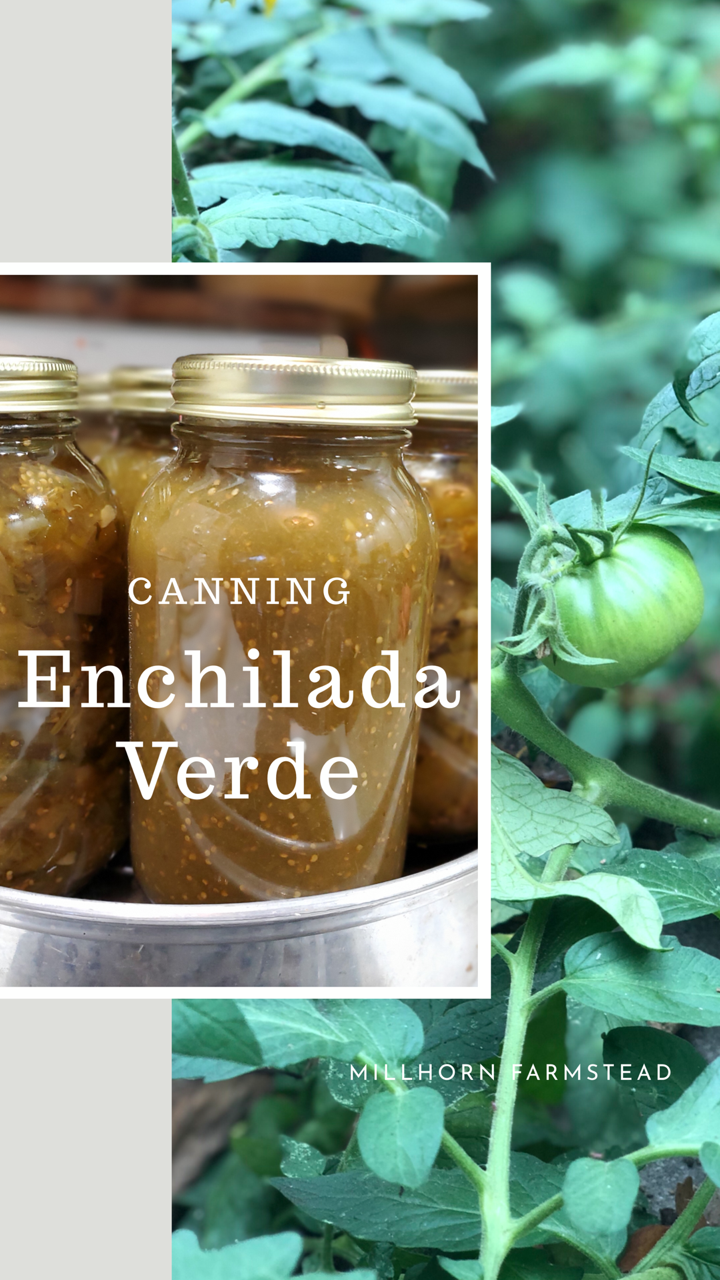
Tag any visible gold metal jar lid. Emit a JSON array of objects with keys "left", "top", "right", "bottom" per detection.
[
  {"left": 171, "top": 354, "right": 417, "bottom": 426},
  {"left": 414, "top": 369, "right": 478, "bottom": 423},
  {"left": 77, "top": 371, "right": 111, "bottom": 412},
  {"left": 111, "top": 366, "right": 174, "bottom": 415},
  {"left": 0, "top": 355, "right": 78, "bottom": 412}
]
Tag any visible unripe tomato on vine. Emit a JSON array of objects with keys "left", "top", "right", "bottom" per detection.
[
  {"left": 540, "top": 524, "right": 704, "bottom": 688},
  {"left": 495, "top": 450, "right": 705, "bottom": 690}
]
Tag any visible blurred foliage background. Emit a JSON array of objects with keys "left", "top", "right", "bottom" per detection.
[{"left": 490, "top": 1, "right": 720, "bottom": 831}]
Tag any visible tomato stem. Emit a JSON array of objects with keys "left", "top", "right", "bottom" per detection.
[
  {"left": 613, "top": 443, "right": 658, "bottom": 544},
  {"left": 172, "top": 125, "right": 199, "bottom": 218},
  {"left": 491, "top": 465, "right": 539, "bottom": 533},
  {"left": 492, "top": 661, "right": 720, "bottom": 836},
  {"left": 481, "top": 845, "right": 576, "bottom": 1280},
  {"left": 176, "top": 25, "right": 336, "bottom": 154},
  {"left": 628, "top": 1176, "right": 716, "bottom": 1272}
]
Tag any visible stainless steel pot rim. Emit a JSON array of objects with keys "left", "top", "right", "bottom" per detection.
[{"left": 0, "top": 851, "right": 478, "bottom": 945}]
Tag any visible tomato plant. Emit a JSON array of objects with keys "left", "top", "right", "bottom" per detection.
[
  {"left": 493, "top": 311, "right": 720, "bottom": 827},
  {"left": 172, "top": 997, "right": 720, "bottom": 1280},
  {"left": 171, "top": 0, "right": 490, "bottom": 262},
  {"left": 484, "top": 311, "right": 720, "bottom": 1277}
]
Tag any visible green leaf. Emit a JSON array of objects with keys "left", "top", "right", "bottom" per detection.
[
  {"left": 688, "top": 313, "right": 720, "bottom": 363},
  {"left": 499, "top": 1255, "right": 582, "bottom": 1279},
  {"left": 638, "top": 494, "right": 720, "bottom": 530},
  {"left": 443, "top": 1091, "right": 493, "bottom": 1164},
  {"left": 194, "top": 1151, "right": 275, "bottom": 1248},
  {"left": 674, "top": 370, "right": 707, "bottom": 426},
  {"left": 635, "top": 1272, "right": 694, "bottom": 1280},
  {"left": 646, "top": 212, "right": 720, "bottom": 271},
  {"left": 334, "top": 0, "right": 491, "bottom": 22},
  {"left": 647, "top": 1058, "right": 720, "bottom": 1149},
  {"left": 320, "top": 1057, "right": 380, "bottom": 1109},
  {"left": 271, "top": 1168, "right": 481, "bottom": 1250},
  {"left": 190, "top": 160, "right": 446, "bottom": 237},
  {"left": 603, "top": 1026, "right": 707, "bottom": 1120},
  {"left": 375, "top": 30, "right": 484, "bottom": 121},
  {"left": 230, "top": 1134, "right": 282, "bottom": 1178},
  {"left": 676, "top": 831, "right": 720, "bottom": 873},
  {"left": 175, "top": 1148, "right": 276, "bottom": 1247},
  {"left": 563, "top": 1001, "right": 645, "bottom": 1154},
  {"left": 551, "top": 477, "right": 667, "bottom": 531},
  {"left": 280, "top": 1136, "right": 327, "bottom": 1177},
  {"left": 402, "top": 1000, "right": 451, "bottom": 1031},
  {"left": 172, "top": 1000, "right": 262, "bottom": 1081},
  {"left": 701, "top": 1141, "right": 720, "bottom": 1185},
  {"left": 200, "top": 192, "right": 440, "bottom": 253},
  {"left": 629, "top": 1272, "right": 688, "bottom": 1280},
  {"left": 172, "top": 1230, "right": 302, "bottom": 1280},
  {"left": 311, "top": 26, "right": 390, "bottom": 81},
  {"left": 300, "top": 75, "right": 492, "bottom": 174},
  {"left": 492, "top": 813, "right": 663, "bottom": 949},
  {"left": 518, "top": 991, "right": 566, "bottom": 1105},
  {"left": 500, "top": 42, "right": 621, "bottom": 94},
  {"left": 492, "top": 747, "right": 619, "bottom": 857},
  {"left": 622, "top": 447, "right": 720, "bottom": 494},
  {"left": 203, "top": 101, "right": 388, "bottom": 176},
  {"left": 268, "top": 1000, "right": 424, "bottom": 1109},
  {"left": 637, "top": 354, "right": 720, "bottom": 457},
  {"left": 562, "top": 933, "right": 720, "bottom": 1025},
  {"left": 562, "top": 1157, "right": 639, "bottom": 1237},
  {"left": 535, "top": 899, "right": 616, "bottom": 971},
  {"left": 173, "top": 13, "right": 293, "bottom": 61},
  {"left": 235, "top": 999, "right": 363, "bottom": 1066},
  {"left": 668, "top": 1226, "right": 720, "bottom": 1280},
  {"left": 321, "top": 1000, "right": 426, "bottom": 1065},
  {"left": 610, "top": 848, "right": 720, "bottom": 923},
  {"left": 357, "top": 1087, "right": 445, "bottom": 1189},
  {"left": 335, "top": 1274, "right": 378, "bottom": 1280},
  {"left": 439, "top": 1261, "right": 482, "bottom": 1280},
  {"left": 369, "top": 124, "right": 462, "bottom": 206},
  {"left": 405, "top": 969, "right": 511, "bottom": 1098},
  {"left": 534, "top": 153, "right": 624, "bottom": 274},
  {"left": 510, "top": 1152, "right": 626, "bottom": 1262},
  {"left": 491, "top": 404, "right": 523, "bottom": 428},
  {"left": 335, "top": 1273, "right": 378, "bottom": 1280},
  {"left": 171, "top": 216, "right": 218, "bottom": 263}
]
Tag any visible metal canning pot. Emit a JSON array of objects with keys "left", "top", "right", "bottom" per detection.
[{"left": 0, "top": 852, "right": 478, "bottom": 987}]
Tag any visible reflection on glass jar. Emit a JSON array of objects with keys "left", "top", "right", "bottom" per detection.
[
  {"left": 97, "top": 367, "right": 177, "bottom": 533},
  {"left": 0, "top": 356, "right": 128, "bottom": 893},
  {"left": 128, "top": 355, "right": 437, "bottom": 904},
  {"left": 405, "top": 371, "right": 478, "bottom": 844},
  {"left": 75, "top": 371, "right": 115, "bottom": 466}
]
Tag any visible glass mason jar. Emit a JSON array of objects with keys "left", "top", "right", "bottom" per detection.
[
  {"left": 0, "top": 356, "right": 128, "bottom": 894},
  {"left": 75, "top": 371, "right": 114, "bottom": 465},
  {"left": 75, "top": 371, "right": 114, "bottom": 466},
  {"left": 97, "top": 367, "right": 176, "bottom": 534},
  {"left": 404, "top": 371, "right": 478, "bottom": 845},
  {"left": 128, "top": 354, "right": 438, "bottom": 904}
]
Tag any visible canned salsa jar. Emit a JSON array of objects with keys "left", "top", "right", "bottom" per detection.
[
  {"left": 128, "top": 355, "right": 438, "bottom": 903},
  {"left": 75, "top": 371, "right": 114, "bottom": 466},
  {"left": 97, "top": 366, "right": 176, "bottom": 533},
  {"left": 404, "top": 371, "right": 478, "bottom": 844},
  {"left": 0, "top": 356, "right": 128, "bottom": 893}
]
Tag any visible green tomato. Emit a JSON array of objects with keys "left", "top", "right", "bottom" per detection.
[{"left": 543, "top": 525, "right": 704, "bottom": 688}]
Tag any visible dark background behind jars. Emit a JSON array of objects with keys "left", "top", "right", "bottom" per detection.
[{"left": 0, "top": 274, "right": 478, "bottom": 371}]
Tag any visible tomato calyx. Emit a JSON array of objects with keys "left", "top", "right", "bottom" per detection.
[
  {"left": 498, "top": 451, "right": 658, "bottom": 673},
  {"left": 498, "top": 508, "right": 616, "bottom": 672}
]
